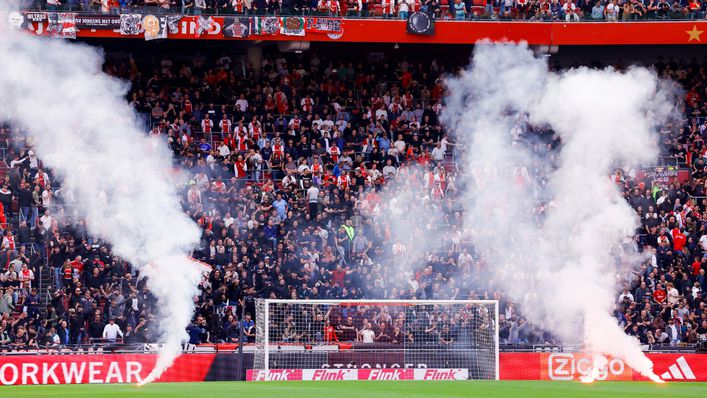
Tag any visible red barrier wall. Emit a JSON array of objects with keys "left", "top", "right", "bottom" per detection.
[
  {"left": 0, "top": 353, "right": 215, "bottom": 385},
  {"left": 0, "top": 351, "right": 704, "bottom": 385}
]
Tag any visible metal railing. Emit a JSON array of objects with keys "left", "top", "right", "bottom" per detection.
[
  {"left": 0, "top": 342, "right": 245, "bottom": 355},
  {"left": 6, "top": 4, "right": 707, "bottom": 22}
]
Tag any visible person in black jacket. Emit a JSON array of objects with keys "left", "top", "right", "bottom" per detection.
[{"left": 17, "top": 182, "right": 32, "bottom": 226}]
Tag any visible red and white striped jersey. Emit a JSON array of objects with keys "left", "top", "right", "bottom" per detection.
[
  {"left": 219, "top": 118, "right": 232, "bottom": 133},
  {"left": 201, "top": 119, "right": 213, "bottom": 133},
  {"left": 236, "top": 132, "right": 249, "bottom": 151}
]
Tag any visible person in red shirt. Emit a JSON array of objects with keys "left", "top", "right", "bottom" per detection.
[
  {"left": 234, "top": 154, "right": 247, "bottom": 180},
  {"left": 248, "top": 117, "right": 262, "bottom": 141},
  {"left": 219, "top": 114, "right": 232, "bottom": 135},
  {"left": 274, "top": 89, "right": 288, "bottom": 115},
  {"left": 331, "top": 265, "right": 347, "bottom": 286},
  {"left": 223, "top": 133, "right": 235, "bottom": 149},
  {"left": 324, "top": 320, "right": 339, "bottom": 342},
  {"left": 672, "top": 227, "right": 686, "bottom": 252},
  {"left": 70, "top": 256, "right": 84, "bottom": 275},
  {"left": 692, "top": 258, "right": 702, "bottom": 276},
  {"left": 183, "top": 96, "right": 193, "bottom": 114},
  {"left": 201, "top": 114, "right": 213, "bottom": 140},
  {"left": 236, "top": 129, "right": 249, "bottom": 153}
]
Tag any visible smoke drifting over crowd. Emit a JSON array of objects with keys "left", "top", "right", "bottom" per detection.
[
  {"left": 0, "top": 19, "right": 204, "bottom": 384},
  {"left": 443, "top": 43, "right": 675, "bottom": 382}
]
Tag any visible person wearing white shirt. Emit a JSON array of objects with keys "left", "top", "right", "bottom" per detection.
[
  {"left": 382, "top": 160, "right": 397, "bottom": 179},
  {"left": 562, "top": 0, "right": 579, "bottom": 21},
  {"left": 39, "top": 211, "right": 52, "bottom": 231},
  {"left": 235, "top": 94, "right": 249, "bottom": 112},
  {"left": 605, "top": 0, "right": 619, "bottom": 20},
  {"left": 218, "top": 142, "right": 231, "bottom": 158},
  {"left": 41, "top": 186, "right": 52, "bottom": 206},
  {"left": 28, "top": 150, "right": 39, "bottom": 170},
  {"left": 102, "top": 319, "right": 123, "bottom": 342},
  {"left": 431, "top": 142, "right": 446, "bottom": 162},
  {"left": 223, "top": 212, "right": 235, "bottom": 228},
  {"left": 666, "top": 282, "right": 680, "bottom": 305},
  {"left": 398, "top": 0, "right": 410, "bottom": 18},
  {"left": 322, "top": 116, "right": 335, "bottom": 129},
  {"left": 618, "top": 288, "right": 634, "bottom": 303},
  {"left": 375, "top": 108, "right": 388, "bottom": 120},
  {"left": 307, "top": 185, "right": 320, "bottom": 216},
  {"left": 699, "top": 234, "right": 707, "bottom": 254},
  {"left": 10, "top": 156, "right": 27, "bottom": 168},
  {"left": 358, "top": 322, "right": 376, "bottom": 343}
]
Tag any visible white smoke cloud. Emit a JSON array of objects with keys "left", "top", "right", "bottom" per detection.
[
  {"left": 361, "top": 165, "right": 448, "bottom": 296},
  {"left": 443, "top": 43, "right": 676, "bottom": 382},
  {"left": 0, "top": 18, "right": 204, "bottom": 384}
]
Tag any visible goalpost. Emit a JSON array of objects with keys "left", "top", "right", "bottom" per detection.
[{"left": 253, "top": 299, "right": 499, "bottom": 381}]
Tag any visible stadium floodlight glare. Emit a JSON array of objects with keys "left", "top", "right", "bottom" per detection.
[{"left": 254, "top": 299, "right": 499, "bottom": 380}]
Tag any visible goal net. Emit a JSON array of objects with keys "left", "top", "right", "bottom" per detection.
[{"left": 252, "top": 299, "right": 499, "bottom": 380}]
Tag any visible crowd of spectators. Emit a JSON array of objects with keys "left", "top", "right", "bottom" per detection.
[
  {"left": 0, "top": 47, "right": 705, "bottom": 352},
  {"left": 18, "top": 0, "right": 707, "bottom": 21},
  {"left": 265, "top": 302, "right": 494, "bottom": 346}
]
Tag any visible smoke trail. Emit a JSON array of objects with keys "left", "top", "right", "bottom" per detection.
[
  {"left": 443, "top": 43, "right": 675, "bottom": 382},
  {"left": 0, "top": 17, "right": 204, "bottom": 384}
]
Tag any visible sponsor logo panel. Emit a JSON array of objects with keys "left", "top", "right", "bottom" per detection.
[
  {"left": 0, "top": 353, "right": 215, "bottom": 385},
  {"left": 413, "top": 368, "right": 469, "bottom": 380},
  {"left": 499, "top": 352, "right": 707, "bottom": 382}
]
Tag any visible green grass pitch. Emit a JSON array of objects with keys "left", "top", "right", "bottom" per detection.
[{"left": 2, "top": 381, "right": 706, "bottom": 398}]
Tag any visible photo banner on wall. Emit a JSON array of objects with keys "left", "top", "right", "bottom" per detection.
[
  {"left": 6, "top": 11, "right": 76, "bottom": 39},
  {"left": 142, "top": 14, "right": 167, "bottom": 41},
  {"left": 223, "top": 17, "right": 251, "bottom": 38}
]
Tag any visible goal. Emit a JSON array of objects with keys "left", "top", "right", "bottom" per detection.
[{"left": 252, "top": 299, "right": 499, "bottom": 380}]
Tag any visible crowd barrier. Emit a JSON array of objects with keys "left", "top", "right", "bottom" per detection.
[{"left": 0, "top": 351, "right": 705, "bottom": 385}]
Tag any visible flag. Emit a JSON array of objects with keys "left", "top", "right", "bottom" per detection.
[
  {"left": 119, "top": 13, "right": 141, "bottom": 36},
  {"left": 193, "top": 16, "right": 214, "bottom": 38},
  {"left": 44, "top": 12, "right": 76, "bottom": 39},
  {"left": 57, "top": 12, "right": 76, "bottom": 39},
  {"left": 280, "top": 16, "right": 305, "bottom": 36},
  {"left": 258, "top": 16, "right": 280, "bottom": 35},
  {"left": 223, "top": 17, "right": 251, "bottom": 38},
  {"left": 166, "top": 15, "right": 182, "bottom": 34},
  {"left": 142, "top": 14, "right": 167, "bottom": 41}
]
